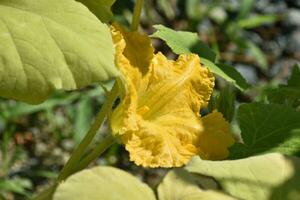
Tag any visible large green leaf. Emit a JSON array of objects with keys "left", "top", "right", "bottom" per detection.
[
  {"left": 158, "top": 169, "right": 236, "bottom": 200},
  {"left": 75, "top": 0, "right": 116, "bottom": 23},
  {"left": 230, "top": 103, "right": 300, "bottom": 158},
  {"left": 152, "top": 25, "right": 249, "bottom": 91},
  {"left": 0, "top": 0, "right": 119, "bottom": 104},
  {"left": 186, "top": 153, "right": 300, "bottom": 200},
  {"left": 53, "top": 166, "right": 156, "bottom": 200}
]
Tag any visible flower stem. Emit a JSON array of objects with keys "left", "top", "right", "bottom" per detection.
[
  {"left": 131, "top": 0, "right": 144, "bottom": 31},
  {"left": 34, "top": 183, "right": 58, "bottom": 200},
  {"left": 34, "top": 82, "right": 119, "bottom": 200},
  {"left": 57, "top": 82, "right": 119, "bottom": 181},
  {"left": 72, "top": 133, "right": 115, "bottom": 174}
]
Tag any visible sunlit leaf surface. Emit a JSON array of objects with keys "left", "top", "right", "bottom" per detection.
[
  {"left": 186, "top": 153, "right": 300, "bottom": 200},
  {"left": 230, "top": 103, "right": 300, "bottom": 158},
  {"left": 158, "top": 169, "right": 236, "bottom": 200},
  {"left": 0, "top": 0, "right": 118, "bottom": 104},
  {"left": 53, "top": 166, "right": 156, "bottom": 200}
]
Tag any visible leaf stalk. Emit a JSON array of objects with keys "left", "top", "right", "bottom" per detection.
[{"left": 131, "top": 0, "right": 144, "bottom": 31}]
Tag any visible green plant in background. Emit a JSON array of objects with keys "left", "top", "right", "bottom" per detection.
[
  {"left": 266, "top": 65, "right": 300, "bottom": 110},
  {"left": 184, "top": 0, "right": 280, "bottom": 71},
  {"left": 0, "top": 0, "right": 299, "bottom": 200}
]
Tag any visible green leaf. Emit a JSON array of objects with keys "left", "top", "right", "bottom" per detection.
[
  {"left": 74, "top": 97, "right": 93, "bottom": 144},
  {"left": 246, "top": 40, "right": 268, "bottom": 71},
  {"left": 216, "top": 85, "right": 235, "bottom": 122},
  {"left": 237, "top": 0, "right": 255, "bottom": 19},
  {"left": 158, "top": 169, "right": 236, "bottom": 200},
  {"left": 230, "top": 103, "right": 300, "bottom": 159},
  {"left": 186, "top": 153, "right": 300, "bottom": 200},
  {"left": 288, "top": 64, "right": 300, "bottom": 88},
  {"left": 238, "top": 14, "right": 278, "bottom": 29},
  {"left": 53, "top": 166, "right": 156, "bottom": 200},
  {"left": 185, "top": 0, "right": 202, "bottom": 20},
  {"left": 218, "top": 63, "right": 250, "bottom": 90},
  {"left": 0, "top": 178, "right": 32, "bottom": 196},
  {"left": 0, "top": 0, "right": 119, "bottom": 104},
  {"left": 266, "top": 87, "right": 300, "bottom": 108},
  {"left": 266, "top": 65, "right": 300, "bottom": 108},
  {"left": 201, "top": 59, "right": 250, "bottom": 91},
  {"left": 0, "top": 84, "right": 108, "bottom": 119},
  {"left": 225, "top": 23, "right": 268, "bottom": 71},
  {"left": 0, "top": 93, "right": 79, "bottom": 119},
  {"left": 157, "top": 0, "right": 176, "bottom": 20},
  {"left": 75, "top": 0, "right": 116, "bottom": 23},
  {"left": 151, "top": 24, "right": 216, "bottom": 62}
]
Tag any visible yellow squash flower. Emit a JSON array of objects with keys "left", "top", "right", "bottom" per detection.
[{"left": 110, "top": 24, "right": 234, "bottom": 168}]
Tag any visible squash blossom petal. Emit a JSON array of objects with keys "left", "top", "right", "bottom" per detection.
[
  {"left": 198, "top": 110, "right": 235, "bottom": 160},
  {"left": 110, "top": 24, "right": 234, "bottom": 168}
]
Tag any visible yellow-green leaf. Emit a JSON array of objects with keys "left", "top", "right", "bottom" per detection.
[
  {"left": 76, "top": 0, "right": 116, "bottom": 23},
  {"left": 158, "top": 169, "right": 236, "bottom": 200},
  {"left": 53, "top": 166, "right": 156, "bottom": 200},
  {"left": 0, "top": 0, "right": 119, "bottom": 104},
  {"left": 186, "top": 153, "right": 300, "bottom": 200}
]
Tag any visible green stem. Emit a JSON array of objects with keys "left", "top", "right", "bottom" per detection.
[
  {"left": 72, "top": 133, "right": 115, "bottom": 174},
  {"left": 34, "top": 82, "right": 119, "bottom": 200},
  {"left": 131, "top": 0, "right": 144, "bottom": 31},
  {"left": 57, "top": 82, "right": 119, "bottom": 181},
  {"left": 34, "top": 183, "right": 58, "bottom": 200}
]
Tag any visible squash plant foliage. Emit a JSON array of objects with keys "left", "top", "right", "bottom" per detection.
[{"left": 0, "top": 0, "right": 299, "bottom": 200}]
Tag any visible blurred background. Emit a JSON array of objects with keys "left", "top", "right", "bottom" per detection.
[{"left": 0, "top": 0, "right": 299, "bottom": 199}]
